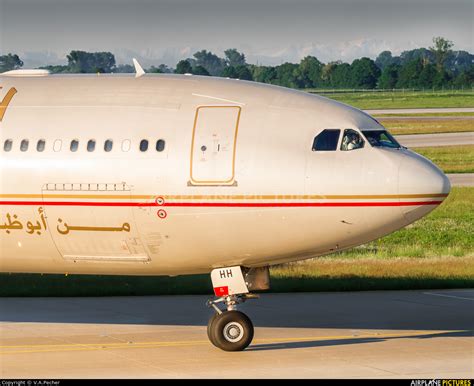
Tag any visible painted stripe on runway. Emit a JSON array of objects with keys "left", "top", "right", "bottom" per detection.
[
  {"left": 0, "top": 330, "right": 458, "bottom": 355},
  {"left": 423, "top": 292, "right": 474, "bottom": 301}
]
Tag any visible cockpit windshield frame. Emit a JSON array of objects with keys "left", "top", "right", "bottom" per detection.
[{"left": 361, "top": 130, "right": 401, "bottom": 149}]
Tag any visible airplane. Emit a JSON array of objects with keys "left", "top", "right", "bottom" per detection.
[{"left": 0, "top": 60, "right": 450, "bottom": 351}]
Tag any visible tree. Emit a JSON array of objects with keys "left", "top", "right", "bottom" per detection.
[
  {"left": 147, "top": 66, "right": 163, "bottom": 73},
  {"left": 220, "top": 66, "right": 239, "bottom": 79},
  {"left": 417, "top": 63, "right": 437, "bottom": 88},
  {"left": 375, "top": 51, "right": 400, "bottom": 70},
  {"left": 147, "top": 65, "right": 172, "bottom": 74},
  {"left": 397, "top": 58, "right": 423, "bottom": 88},
  {"left": 378, "top": 64, "right": 400, "bottom": 89},
  {"left": 115, "top": 64, "right": 135, "bottom": 73},
  {"left": 330, "top": 63, "right": 351, "bottom": 88},
  {"left": 235, "top": 65, "right": 253, "bottom": 81},
  {"left": 224, "top": 49, "right": 246, "bottom": 67},
  {"left": 251, "top": 65, "right": 276, "bottom": 83},
  {"left": 432, "top": 69, "right": 451, "bottom": 88},
  {"left": 93, "top": 52, "right": 116, "bottom": 73},
  {"left": 298, "top": 56, "right": 323, "bottom": 88},
  {"left": 193, "top": 50, "right": 226, "bottom": 76},
  {"left": 39, "top": 65, "right": 70, "bottom": 74},
  {"left": 157, "top": 64, "right": 172, "bottom": 73},
  {"left": 67, "top": 51, "right": 88, "bottom": 72},
  {"left": 274, "top": 62, "right": 302, "bottom": 88},
  {"left": 66, "top": 51, "right": 116, "bottom": 73},
  {"left": 321, "top": 61, "right": 339, "bottom": 85},
  {"left": 0, "top": 54, "right": 23, "bottom": 72},
  {"left": 192, "top": 65, "right": 210, "bottom": 76},
  {"left": 445, "top": 50, "right": 474, "bottom": 75},
  {"left": 399, "top": 48, "right": 434, "bottom": 66},
  {"left": 175, "top": 59, "right": 193, "bottom": 74},
  {"left": 453, "top": 67, "right": 474, "bottom": 88},
  {"left": 350, "top": 58, "right": 381, "bottom": 89},
  {"left": 429, "top": 37, "right": 454, "bottom": 72},
  {"left": 221, "top": 66, "right": 238, "bottom": 78}
]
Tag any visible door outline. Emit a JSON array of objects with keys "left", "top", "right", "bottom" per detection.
[
  {"left": 41, "top": 182, "right": 149, "bottom": 262},
  {"left": 189, "top": 105, "right": 241, "bottom": 185}
]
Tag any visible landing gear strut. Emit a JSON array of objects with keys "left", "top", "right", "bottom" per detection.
[{"left": 206, "top": 266, "right": 269, "bottom": 351}]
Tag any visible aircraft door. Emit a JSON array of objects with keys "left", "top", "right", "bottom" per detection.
[{"left": 189, "top": 106, "right": 241, "bottom": 186}]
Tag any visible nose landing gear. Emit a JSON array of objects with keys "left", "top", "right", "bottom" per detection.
[
  {"left": 206, "top": 266, "right": 269, "bottom": 351},
  {"left": 207, "top": 298, "right": 255, "bottom": 351}
]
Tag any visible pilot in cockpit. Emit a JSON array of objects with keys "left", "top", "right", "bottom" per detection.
[{"left": 342, "top": 130, "right": 363, "bottom": 151}]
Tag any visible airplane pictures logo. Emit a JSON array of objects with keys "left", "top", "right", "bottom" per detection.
[
  {"left": 0, "top": 86, "right": 17, "bottom": 122},
  {"left": 411, "top": 380, "right": 471, "bottom": 386}
]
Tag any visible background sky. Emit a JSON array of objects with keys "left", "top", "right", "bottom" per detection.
[{"left": 0, "top": 0, "right": 472, "bottom": 68}]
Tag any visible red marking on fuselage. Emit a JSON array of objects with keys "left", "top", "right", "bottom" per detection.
[{"left": 0, "top": 200, "right": 443, "bottom": 207}]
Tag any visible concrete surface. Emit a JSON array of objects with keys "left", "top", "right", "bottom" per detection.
[
  {"left": 448, "top": 173, "right": 474, "bottom": 187},
  {"left": 1, "top": 290, "right": 473, "bottom": 379},
  {"left": 366, "top": 108, "right": 474, "bottom": 115},
  {"left": 395, "top": 132, "right": 474, "bottom": 147}
]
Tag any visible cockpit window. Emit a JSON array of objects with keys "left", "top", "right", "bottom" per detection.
[
  {"left": 341, "top": 129, "right": 364, "bottom": 151},
  {"left": 362, "top": 130, "right": 401, "bottom": 149},
  {"left": 312, "top": 129, "right": 340, "bottom": 151}
]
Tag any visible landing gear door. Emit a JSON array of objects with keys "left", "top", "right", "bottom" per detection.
[
  {"left": 189, "top": 106, "right": 241, "bottom": 186},
  {"left": 42, "top": 183, "right": 149, "bottom": 262}
]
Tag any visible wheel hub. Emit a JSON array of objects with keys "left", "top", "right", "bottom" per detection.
[{"left": 223, "top": 322, "right": 244, "bottom": 343}]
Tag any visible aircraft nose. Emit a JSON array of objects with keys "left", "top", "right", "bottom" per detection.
[{"left": 398, "top": 152, "right": 451, "bottom": 223}]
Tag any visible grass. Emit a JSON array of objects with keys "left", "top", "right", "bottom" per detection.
[
  {"left": 309, "top": 90, "right": 474, "bottom": 109},
  {"left": 380, "top": 118, "right": 474, "bottom": 135},
  {"left": 375, "top": 112, "right": 474, "bottom": 118},
  {"left": 270, "top": 256, "right": 474, "bottom": 292},
  {"left": 334, "top": 187, "right": 473, "bottom": 259},
  {"left": 2, "top": 256, "right": 472, "bottom": 296},
  {"left": 1, "top": 187, "right": 472, "bottom": 296},
  {"left": 413, "top": 145, "right": 474, "bottom": 173}
]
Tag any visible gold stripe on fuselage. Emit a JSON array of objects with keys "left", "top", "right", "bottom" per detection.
[{"left": 0, "top": 193, "right": 449, "bottom": 200}]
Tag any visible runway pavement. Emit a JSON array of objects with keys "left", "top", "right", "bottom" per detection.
[
  {"left": 395, "top": 132, "right": 474, "bottom": 147},
  {"left": 448, "top": 173, "right": 474, "bottom": 187},
  {"left": 1, "top": 290, "right": 473, "bottom": 379}
]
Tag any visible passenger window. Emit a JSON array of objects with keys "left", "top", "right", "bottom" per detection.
[
  {"left": 341, "top": 129, "right": 364, "bottom": 151},
  {"left": 156, "top": 139, "right": 165, "bottom": 152},
  {"left": 87, "top": 140, "right": 96, "bottom": 152},
  {"left": 4, "top": 139, "right": 13, "bottom": 152},
  {"left": 53, "top": 139, "right": 62, "bottom": 152},
  {"left": 312, "top": 129, "right": 340, "bottom": 151},
  {"left": 70, "top": 139, "right": 79, "bottom": 152},
  {"left": 122, "top": 139, "right": 131, "bottom": 152},
  {"left": 20, "top": 139, "right": 29, "bottom": 152},
  {"left": 140, "top": 139, "right": 149, "bottom": 152},
  {"left": 104, "top": 139, "right": 113, "bottom": 152},
  {"left": 37, "top": 139, "right": 46, "bottom": 152}
]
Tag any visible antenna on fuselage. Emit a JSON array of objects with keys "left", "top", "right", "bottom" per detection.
[{"left": 132, "top": 58, "right": 145, "bottom": 78}]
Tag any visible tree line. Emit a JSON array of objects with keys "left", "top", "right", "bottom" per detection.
[{"left": 1, "top": 37, "right": 472, "bottom": 89}]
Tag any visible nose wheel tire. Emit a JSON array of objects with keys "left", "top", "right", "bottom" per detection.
[
  {"left": 207, "top": 312, "right": 220, "bottom": 347},
  {"left": 207, "top": 311, "right": 254, "bottom": 351}
]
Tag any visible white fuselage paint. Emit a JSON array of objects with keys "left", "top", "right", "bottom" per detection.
[{"left": 0, "top": 74, "right": 450, "bottom": 276}]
